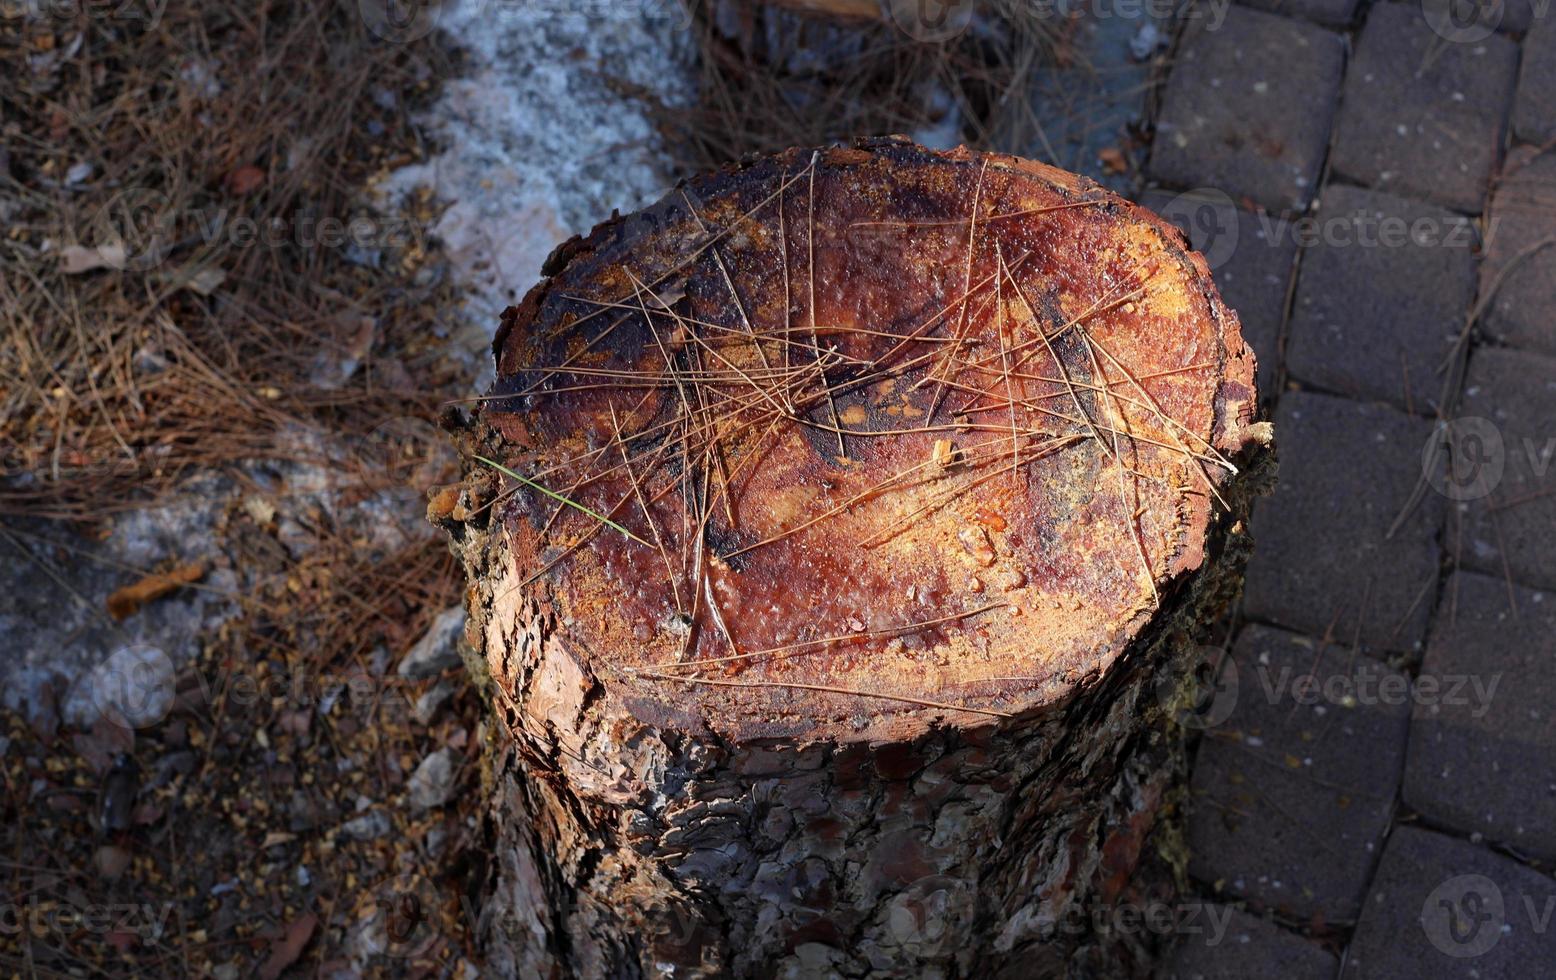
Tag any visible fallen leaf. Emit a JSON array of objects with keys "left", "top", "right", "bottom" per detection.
[
  {"left": 1099, "top": 147, "right": 1128, "bottom": 175},
  {"left": 226, "top": 164, "right": 265, "bottom": 196},
  {"left": 156, "top": 265, "right": 226, "bottom": 296},
  {"left": 261, "top": 831, "right": 297, "bottom": 849},
  {"left": 60, "top": 242, "right": 127, "bottom": 274},
  {"left": 73, "top": 718, "right": 133, "bottom": 775},
  {"left": 106, "top": 562, "right": 205, "bottom": 621},
  {"left": 243, "top": 495, "right": 277, "bottom": 524},
  {"left": 104, "top": 930, "right": 139, "bottom": 953},
  {"left": 259, "top": 913, "right": 317, "bottom": 980},
  {"left": 132, "top": 800, "right": 165, "bottom": 825},
  {"left": 95, "top": 844, "right": 133, "bottom": 881}
]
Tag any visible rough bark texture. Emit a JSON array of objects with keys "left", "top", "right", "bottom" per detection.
[{"left": 432, "top": 138, "right": 1271, "bottom": 978}]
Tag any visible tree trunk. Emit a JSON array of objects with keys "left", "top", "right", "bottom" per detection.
[{"left": 433, "top": 137, "right": 1270, "bottom": 979}]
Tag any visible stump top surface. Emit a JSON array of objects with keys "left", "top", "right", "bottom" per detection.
[{"left": 479, "top": 139, "right": 1257, "bottom": 742}]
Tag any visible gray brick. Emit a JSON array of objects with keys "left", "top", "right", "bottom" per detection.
[
  {"left": 1284, "top": 184, "right": 1478, "bottom": 413},
  {"left": 1345, "top": 826, "right": 1556, "bottom": 978},
  {"left": 1149, "top": 7, "right": 1345, "bottom": 213},
  {"left": 1481, "top": 145, "right": 1556, "bottom": 355},
  {"left": 1242, "top": 392, "right": 1446, "bottom": 650},
  {"left": 1160, "top": 905, "right": 1338, "bottom": 979},
  {"left": 1330, "top": 2, "right": 1520, "bottom": 214},
  {"left": 1139, "top": 190, "right": 1297, "bottom": 405},
  {"left": 1188, "top": 624, "right": 1409, "bottom": 920},
  {"left": 1237, "top": 0, "right": 1362, "bottom": 28},
  {"left": 1450, "top": 345, "right": 1556, "bottom": 590},
  {"left": 1404, "top": 571, "right": 1556, "bottom": 859},
  {"left": 1455, "top": 437, "right": 1556, "bottom": 592},
  {"left": 1460, "top": 346, "right": 1556, "bottom": 440},
  {"left": 1501, "top": 0, "right": 1541, "bottom": 32},
  {"left": 1514, "top": 13, "right": 1556, "bottom": 144}
]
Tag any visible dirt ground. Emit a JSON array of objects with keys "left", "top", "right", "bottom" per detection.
[{"left": 2, "top": 2, "right": 493, "bottom": 975}]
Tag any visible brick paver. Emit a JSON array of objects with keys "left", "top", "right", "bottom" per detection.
[
  {"left": 1146, "top": 0, "right": 1553, "bottom": 973},
  {"left": 1455, "top": 456, "right": 1556, "bottom": 592},
  {"left": 1329, "top": 1, "right": 1520, "bottom": 214},
  {"left": 1480, "top": 145, "right": 1556, "bottom": 355},
  {"left": 1513, "top": 13, "right": 1556, "bottom": 144},
  {"left": 1241, "top": 391, "right": 1445, "bottom": 650},
  {"left": 1188, "top": 624, "right": 1409, "bottom": 920},
  {"left": 1454, "top": 345, "right": 1556, "bottom": 590},
  {"left": 1138, "top": 190, "right": 1295, "bottom": 404},
  {"left": 1237, "top": 0, "right": 1361, "bottom": 28},
  {"left": 1469, "top": 456, "right": 1556, "bottom": 571},
  {"left": 1459, "top": 345, "right": 1556, "bottom": 434},
  {"left": 1148, "top": 7, "right": 1344, "bottom": 214},
  {"left": 1283, "top": 184, "right": 1478, "bottom": 413},
  {"left": 1502, "top": 0, "right": 1543, "bottom": 36},
  {"left": 1404, "top": 571, "right": 1556, "bottom": 860},
  {"left": 1344, "top": 825, "right": 1556, "bottom": 977},
  {"left": 1159, "top": 905, "right": 1338, "bottom": 979}
]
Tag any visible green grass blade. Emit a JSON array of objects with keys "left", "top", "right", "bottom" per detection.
[{"left": 474, "top": 455, "right": 649, "bottom": 547}]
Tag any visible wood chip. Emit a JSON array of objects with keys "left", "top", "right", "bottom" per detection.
[{"left": 106, "top": 562, "right": 205, "bottom": 621}]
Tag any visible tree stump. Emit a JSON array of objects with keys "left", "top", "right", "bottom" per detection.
[{"left": 434, "top": 138, "right": 1269, "bottom": 979}]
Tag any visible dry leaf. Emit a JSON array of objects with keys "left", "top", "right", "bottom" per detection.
[
  {"left": 259, "top": 913, "right": 317, "bottom": 980},
  {"left": 227, "top": 164, "right": 265, "bottom": 196},
  {"left": 95, "top": 844, "right": 133, "bottom": 881},
  {"left": 151, "top": 265, "right": 226, "bottom": 296},
  {"left": 181, "top": 266, "right": 227, "bottom": 295},
  {"left": 244, "top": 495, "right": 277, "bottom": 524},
  {"left": 60, "top": 243, "right": 127, "bottom": 274},
  {"left": 106, "top": 562, "right": 205, "bottom": 621}
]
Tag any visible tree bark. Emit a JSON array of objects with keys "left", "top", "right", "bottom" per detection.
[{"left": 433, "top": 138, "right": 1270, "bottom": 978}]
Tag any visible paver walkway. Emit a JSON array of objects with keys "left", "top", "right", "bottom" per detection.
[{"left": 1140, "top": 1, "right": 1556, "bottom": 975}]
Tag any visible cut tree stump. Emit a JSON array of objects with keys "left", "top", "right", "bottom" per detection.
[{"left": 433, "top": 138, "right": 1271, "bottom": 979}]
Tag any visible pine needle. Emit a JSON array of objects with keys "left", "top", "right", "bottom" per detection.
[{"left": 475, "top": 455, "right": 651, "bottom": 547}]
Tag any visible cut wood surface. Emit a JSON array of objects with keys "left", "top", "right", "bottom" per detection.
[{"left": 437, "top": 137, "right": 1269, "bottom": 978}]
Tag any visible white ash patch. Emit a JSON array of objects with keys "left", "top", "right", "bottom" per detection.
[
  {"left": 377, "top": 0, "right": 695, "bottom": 384},
  {"left": 1, "top": 484, "right": 239, "bottom": 732}
]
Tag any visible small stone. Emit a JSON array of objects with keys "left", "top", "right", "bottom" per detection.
[
  {"left": 957, "top": 527, "right": 995, "bottom": 567},
  {"left": 412, "top": 680, "right": 457, "bottom": 725},
  {"left": 408, "top": 748, "right": 459, "bottom": 812},
  {"left": 341, "top": 809, "right": 391, "bottom": 840},
  {"left": 95, "top": 844, "right": 132, "bottom": 881},
  {"left": 397, "top": 606, "right": 466, "bottom": 679},
  {"left": 1128, "top": 22, "right": 1163, "bottom": 62}
]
